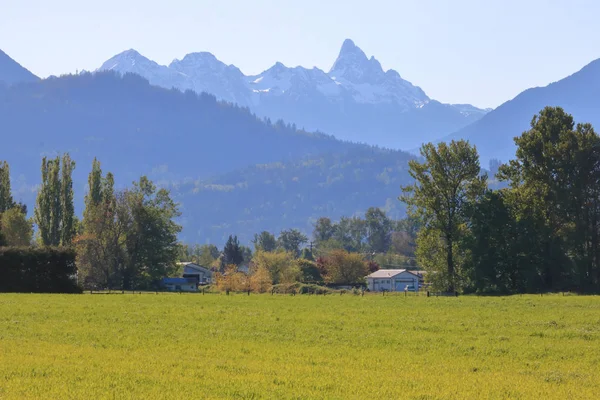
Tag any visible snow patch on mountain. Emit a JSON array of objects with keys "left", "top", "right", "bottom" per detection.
[{"left": 96, "top": 39, "right": 490, "bottom": 148}]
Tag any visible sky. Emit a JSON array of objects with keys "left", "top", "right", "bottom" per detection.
[{"left": 1, "top": 0, "right": 598, "bottom": 109}]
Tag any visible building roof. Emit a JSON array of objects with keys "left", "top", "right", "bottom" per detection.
[
  {"left": 179, "top": 263, "right": 211, "bottom": 273},
  {"left": 366, "top": 269, "right": 419, "bottom": 279}
]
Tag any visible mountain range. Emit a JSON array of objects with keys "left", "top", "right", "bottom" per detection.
[
  {"left": 2, "top": 47, "right": 600, "bottom": 244},
  {"left": 445, "top": 58, "right": 600, "bottom": 164},
  {"left": 0, "top": 70, "right": 416, "bottom": 244},
  {"left": 98, "top": 39, "right": 490, "bottom": 149}
]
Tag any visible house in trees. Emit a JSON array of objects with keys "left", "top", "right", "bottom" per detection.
[
  {"left": 179, "top": 262, "right": 213, "bottom": 284},
  {"left": 366, "top": 269, "right": 420, "bottom": 292}
]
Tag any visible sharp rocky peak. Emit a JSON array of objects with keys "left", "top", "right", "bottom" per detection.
[{"left": 329, "top": 39, "right": 385, "bottom": 83}]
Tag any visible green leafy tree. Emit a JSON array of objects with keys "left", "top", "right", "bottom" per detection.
[
  {"left": 60, "top": 153, "right": 76, "bottom": 246},
  {"left": 277, "top": 229, "right": 308, "bottom": 258},
  {"left": 34, "top": 155, "right": 76, "bottom": 247},
  {"left": 300, "top": 247, "right": 314, "bottom": 261},
  {"left": 296, "top": 258, "right": 322, "bottom": 283},
  {"left": 498, "top": 107, "right": 600, "bottom": 291},
  {"left": 241, "top": 245, "right": 253, "bottom": 265},
  {"left": 0, "top": 161, "right": 14, "bottom": 213},
  {"left": 313, "top": 217, "right": 335, "bottom": 244},
  {"left": 191, "top": 244, "right": 220, "bottom": 267},
  {"left": 120, "top": 177, "right": 182, "bottom": 289},
  {"left": 83, "top": 158, "right": 103, "bottom": 227},
  {"left": 332, "top": 217, "right": 365, "bottom": 252},
  {"left": 321, "top": 249, "right": 368, "bottom": 285},
  {"left": 35, "top": 156, "right": 62, "bottom": 246},
  {"left": 402, "top": 140, "right": 486, "bottom": 292},
  {"left": 252, "top": 250, "right": 299, "bottom": 284},
  {"left": 365, "top": 207, "right": 392, "bottom": 253},
  {"left": 252, "top": 231, "right": 277, "bottom": 252},
  {"left": 0, "top": 207, "right": 33, "bottom": 246},
  {"left": 76, "top": 163, "right": 124, "bottom": 289}
]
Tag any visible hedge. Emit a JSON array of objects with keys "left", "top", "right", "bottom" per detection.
[{"left": 0, "top": 247, "right": 81, "bottom": 293}]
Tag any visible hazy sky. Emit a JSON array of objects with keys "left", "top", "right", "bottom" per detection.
[{"left": 1, "top": 0, "right": 598, "bottom": 108}]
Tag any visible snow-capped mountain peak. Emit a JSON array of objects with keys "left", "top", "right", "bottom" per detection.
[
  {"left": 99, "top": 49, "right": 157, "bottom": 71},
  {"left": 96, "top": 41, "right": 489, "bottom": 148},
  {"left": 327, "top": 39, "right": 429, "bottom": 107},
  {"left": 329, "top": 39, "right": 385, "bottom": 84}
]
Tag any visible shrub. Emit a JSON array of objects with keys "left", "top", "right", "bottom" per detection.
[{"left": 0, "top": 247, "right": 81, "bottom": 293}]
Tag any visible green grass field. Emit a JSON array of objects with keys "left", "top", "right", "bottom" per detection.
[{"left": 0, "top": 293, "right": 599, "bottom": 399}]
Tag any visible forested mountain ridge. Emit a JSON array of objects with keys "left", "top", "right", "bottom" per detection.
[
  {"left": 99, "top": 39, "right": 489, "bottom": 149},
  {"left": 445, "top": 57, "right": 600, "bottom": 163},
  {"left": 0, "top": 70, "right": 360, "bottom": 194},
  {"left": 0, "top": 70, "right": 416, "bottom": 243},
  {"left": 169, "top": 147, "right": 416, "bottom": 244}
]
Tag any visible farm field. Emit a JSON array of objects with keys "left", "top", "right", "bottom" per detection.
[{"left": 0, "top": 293, "right": 599, "bottom": 399}]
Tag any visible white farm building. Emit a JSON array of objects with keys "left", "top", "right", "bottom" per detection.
[
  {"left": 366, "top": 269, "right": 420, "bottom": 292},
  {"left": 178, "top": 262, "right": 213, "bottom": 284}
]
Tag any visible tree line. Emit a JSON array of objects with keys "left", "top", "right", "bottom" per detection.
[
  {"left": 178, "top": 208, "right": 419, "bottom": 292},
  {"left": 4, "top": 106, "right": 597, "bottom": 294},
  {"left": 403, "top": 106, "right": 600, "bottom": 294},
  {"left": 0, "top": 156, "right": 181, "bottom": 291}
]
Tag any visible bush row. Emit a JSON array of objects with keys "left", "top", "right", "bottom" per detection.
[{"left": 0, "top": 247, "right": 81, "bottom": 293}]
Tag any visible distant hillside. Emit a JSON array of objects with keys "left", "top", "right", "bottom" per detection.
[
  {"left": 0, "top": 71, "right": 358, "bottom": 193},
  {"left": 447, "top": 58, "right": 600, "bottom": 164},
  {"left": 0, "top": 71, "right": 415, "bottom": 243},
  {"left": 0, "top": 49, "right": 39, "bottom": 85},
  {"left": 99, "top": 39, "right": 489, "bottom": 149},
  {"left": 170, "top": 147, "right": 415, "bottom": 244}
]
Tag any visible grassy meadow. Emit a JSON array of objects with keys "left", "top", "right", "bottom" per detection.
[{"left": 0, "top": 293, "right": 599, "bottom": 399}]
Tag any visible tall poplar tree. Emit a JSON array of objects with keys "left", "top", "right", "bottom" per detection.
[
  {"left": 60, "top": 153, "right": 76, "bottom": 246},
  {"left": 84, "top": 158, "right": 103, "bottom": 225},
  {"left": 0, "top": 161, "right": 14, "bottom": 213},
  {"left": 35, "top": 154, "right": 75, "bottom": 246}
]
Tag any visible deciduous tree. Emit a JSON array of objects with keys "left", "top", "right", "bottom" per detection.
[
  {"left": 252, "top": 231, "right": 277, "bottom": 252},
  {"left": 0, "top": 207, "right": 32, "bottom": 247},
  {"left": 402, "top": 140, "right": 486, "bottom": 292},
  {"left": 277, "top": 229, "right": 308, "bottom": 258},
  {"left": 321, "top": 249, "right": 368, "bottom": 285}
]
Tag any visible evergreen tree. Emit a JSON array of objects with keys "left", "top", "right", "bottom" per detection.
[{"left": 223, "top": 235, "right": 244, "bottom": 267}]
